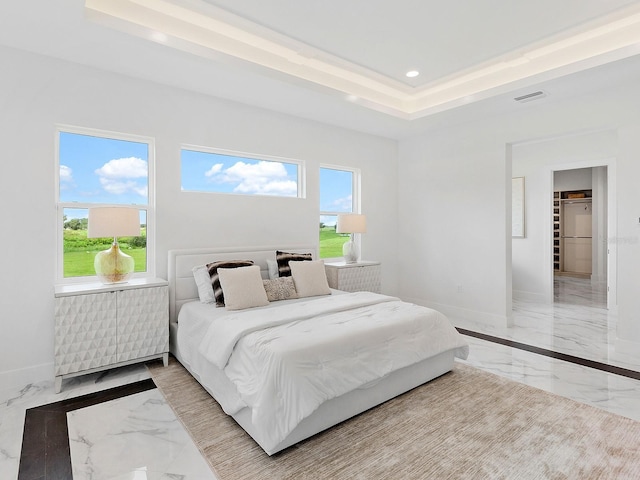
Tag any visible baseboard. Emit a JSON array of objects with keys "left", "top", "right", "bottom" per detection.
[
  {"left": 512, "top": 290, "right": 550, "bottom": 303},
  {"left": 0, "top": 362, "right": 53, "bottom": 394},
  {"left": 403, "top": 297, "right": 511, "bottom": 328}
]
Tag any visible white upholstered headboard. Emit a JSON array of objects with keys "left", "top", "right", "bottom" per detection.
[{"left": 167, "top": 245, "right": 317, "bottom": 323}]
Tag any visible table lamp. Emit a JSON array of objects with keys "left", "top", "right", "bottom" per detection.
[
  {"left": 87, "top": 206, "right": 140, "bottom": 284},
  {"left": 336, "top": 213, "right": 367, "bottom": 264}
]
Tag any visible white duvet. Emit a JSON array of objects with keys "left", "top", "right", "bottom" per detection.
[{"left": 197, "top": 291, "right": 468, "bottom": 452}]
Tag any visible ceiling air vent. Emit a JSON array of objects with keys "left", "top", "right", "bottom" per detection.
[{"left": 514, "top": 90, "right": 547, "bottom": 103}]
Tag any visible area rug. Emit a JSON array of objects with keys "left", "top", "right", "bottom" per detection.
[{"left": 148, "top": 358, "right": 640, "bottom": 479}]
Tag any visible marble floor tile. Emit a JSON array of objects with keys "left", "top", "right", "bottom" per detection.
[
  {"left": 68, "top": 389, "right": 214, "bottom": 480},
  {"left": 453, "top": 276, "right": 640, "bottom": 371},
  {"left": 459, "top": 336, "right": 640, "bottom": 422},
  {"left": 0, "top": 363, "right": 155, "bottom": 480}
]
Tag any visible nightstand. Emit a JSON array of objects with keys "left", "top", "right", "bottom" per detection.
[
  {"left": 54, "top": 277, "right": 169, "bottom": 393},
  {"left": 324, "top": 261, "right": 381, "bottom": 293}
]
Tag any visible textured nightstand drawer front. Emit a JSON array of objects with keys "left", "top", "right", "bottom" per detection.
[
  {"left": 117, "top": 286, "right": 169, "bottom": 362},
  {"left": 325, "top": 263, "right": 381, "bottom": 293},
  {"left": 339, "top": 264, "right": 381, "bottom": 292},
  {"left": 55, "top": 292, "right": 117, "bottom": 375}
]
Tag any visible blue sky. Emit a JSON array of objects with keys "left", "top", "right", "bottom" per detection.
[
  {"left": 60, "top": 133, "right": 353, "bottom": 224},
  {"left": 59, "top": 132, "right": 149, "bottom": 205},
  {"left": 319, "top": 167, "right": 352, "bottom": 213},
  {"left": 181, "top": 149, "right": 299, "bottom": 196}
]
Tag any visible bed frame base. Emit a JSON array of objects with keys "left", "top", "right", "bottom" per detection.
[{"left": 239, "top": 350, "right": 456, "bottom": 455}]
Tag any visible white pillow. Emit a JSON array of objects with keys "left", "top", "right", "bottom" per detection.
[
  {"left": 289, "top": 260, "right": 331, "bottom": 298},
  {"left": 266, "top": 259, "right": 279, "bottom": 279},
  {"left": 192, "top": 265, "right": 215, "bottom": 304},
  {"left": 218, "top": 265, "right": 269, "bottom": 310}
]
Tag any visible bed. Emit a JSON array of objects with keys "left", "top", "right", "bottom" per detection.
[{"left": 168, "top": 246, "right": 469, "bottom": 455}]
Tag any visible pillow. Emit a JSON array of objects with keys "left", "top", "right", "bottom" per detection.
[
  {"left": 290, "top": 260, "right": 331, "bottom": 298},
  {"left": 193, "top": 264, "right": 216, "bottom": 304},
  {"left": 266, "top": 259, "right": 279, "bottom": 279},
  {"left": 263, "top": 277, "right": 298, "bottom": 302},
  {"left": 218, "top": 265, "right": 269, "bottom": 310},
  {"left": 276, "top": 250, "right": 312, "bottom": 277},
  {"left": 205, "top": 260, "right": 254, "bottom": 306}
]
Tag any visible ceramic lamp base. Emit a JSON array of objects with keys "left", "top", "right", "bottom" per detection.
[
  {"left": 342, "top": 239, "right": 359, "bottom": 264},
  {"left": 94, "top": 243, "right": 134, "bottom": 284}
]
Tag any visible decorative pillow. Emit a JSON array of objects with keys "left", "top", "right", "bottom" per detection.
[
  {"left": 266, "top": 259, "right": 279, "bottom": 279},
  {"left": 289, "top": 260, "right": 331, "bottom": 298},
  {"left": 205, "top": 260, "right": 254, "bottom": 306},
  {"left": 263, "top": 277, "right": 298, "bottom": 302},
  {"left": 192, "top": 265, "right": 217, "bottom": 304},
  {"left": 218, "top": 265, "right": 269, "bottom": 310},
  {"left": 276, "top": 250, "right": 312, "bottom": 277}
]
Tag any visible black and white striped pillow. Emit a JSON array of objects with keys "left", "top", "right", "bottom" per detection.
[
  {"left": 275, "top": 250, "right": 312, "bottom": 277},
  {"left": 205, "top": 260, "right": 254, "bottom": 306}
]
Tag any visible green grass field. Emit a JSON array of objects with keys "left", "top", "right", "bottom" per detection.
[
  {"left": 63, "top": 228, "right": 147, "bottom": 278},
  {"left": 64, "top": 248, "right": 147, "bottom": 277},
  {"left": 319, "top": 226, "right": 348, "bottom": 258},
  {"left": 64, "top": 226, "right": 345, "bottom": 277}
]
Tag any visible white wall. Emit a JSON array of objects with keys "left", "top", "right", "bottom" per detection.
[
  {"left": 512, "top": 131, "right": 616, "bottom": 302},
  {"left": 616, "top": 124, "right": 640, "bottom": 353},
  {"left": 0, "top": 46, "right": 398, "bottom": 390},
  {"left": 398, "top": 69, "right": 640, "bottom": 350},
  {"left": 398, "top": 133, "right": 511, "bottom": 326}
]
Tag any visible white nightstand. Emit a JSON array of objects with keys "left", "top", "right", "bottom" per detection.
[
  {"left": 324, "top": 261, "right": 381, "bottom": 293},
  {"left": 54, "top": 277, "right": 169, "bottom": 393}
]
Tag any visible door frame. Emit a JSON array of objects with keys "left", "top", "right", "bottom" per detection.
[{"left": 546, "top": 158, "right": 616, "bottom": 308}]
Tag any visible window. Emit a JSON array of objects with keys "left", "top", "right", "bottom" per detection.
[
  {"left": 181, "top": 147, "right": 302, "bottom": 197},
  {"left": 56, "top": 127, "right": 154, "bottom": 282},
  {"left": 319, "top": 166, "right": 359, "bottom": 259}
]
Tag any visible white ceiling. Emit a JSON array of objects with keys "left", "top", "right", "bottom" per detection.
[
  {"left": 2, "top": 0, "right": 640, "bottom": 139},
  {"left": 200, "top": 0, "right": 639, "bottom": 86}
]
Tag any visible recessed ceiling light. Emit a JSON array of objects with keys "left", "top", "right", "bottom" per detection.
[{"left": 405, "top": 70, "right": 420, "bottom": 78}]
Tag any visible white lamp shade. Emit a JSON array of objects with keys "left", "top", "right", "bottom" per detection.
[
  {"left": 336, "top": 214, "right": 367, "bottom": 234},
  {"left": 88, "top": 207, "right": 141, "bottom": 238}
]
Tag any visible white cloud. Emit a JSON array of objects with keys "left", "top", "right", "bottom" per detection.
[
  {"left": 205, "top": 163, "right": 223, "bottom": 177},
  {"left": 332, "top": 194, "right": 353, "bottom": 211},
  {"left": 95, "top": 157, "right": 147, "bottom": 178},
  {"left": 95, "top": 157, "right": 148, "bottom": 198},
  {"left": 60, "top": 165, "right": 73, "bottom": 182},
  {"left": 99, "top": 178, "right": 148, "bottom": 197},
  {"left": 207, "top": 160, "right": 297, "bottom": 196}
]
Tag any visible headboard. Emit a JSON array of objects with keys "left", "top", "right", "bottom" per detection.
[{"left": 167, "top": 245, "right": 317, "bottom": 323}]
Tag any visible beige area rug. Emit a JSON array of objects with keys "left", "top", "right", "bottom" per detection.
[{"left": 148, "top": 358, "right": 640, "bottom": 479}]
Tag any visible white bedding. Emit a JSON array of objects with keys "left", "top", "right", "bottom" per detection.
[{"left": 184, "top": 291, "right": 468, "bottom": 452}]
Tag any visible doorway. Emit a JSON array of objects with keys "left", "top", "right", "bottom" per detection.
[
  {"left": 551, "top": 165, "right": 611, "bottom": 308},
  {"left": 510, "top": 155, "right": 616, "bottom": 310}
]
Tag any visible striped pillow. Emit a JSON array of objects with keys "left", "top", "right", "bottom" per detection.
[
  {"left": 276, "top": 250, "right": 312, "bottom": 277},
  {"left": 206, "top": 260, "right": 254, "bottom": 306}
]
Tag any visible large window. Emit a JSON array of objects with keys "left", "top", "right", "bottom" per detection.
[
  {"left": 319, "top": 166, "right": 359, "bottom": 258},
  {"left": 56, "top": 127, "right": 154, "bottom": 282},
  {"left": 181, "top": 147, "right": 302, "bottom": 197}
]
